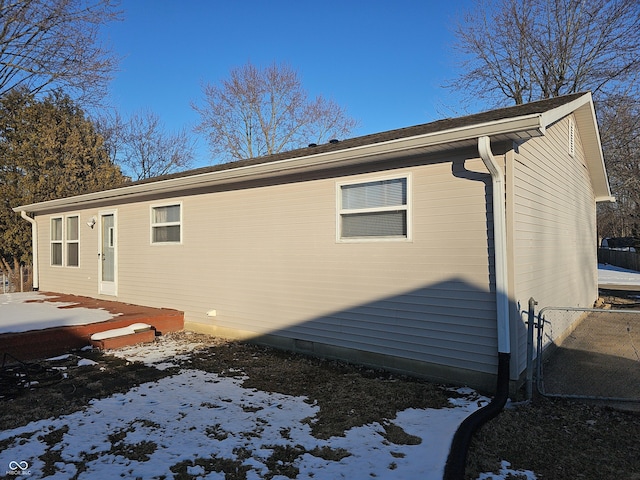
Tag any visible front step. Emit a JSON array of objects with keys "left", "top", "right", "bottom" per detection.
[
  {"left": 0, "top": 294, "right": 184, "bottom": 360},
  {"left": 90, "top": 323, "right": 156, "bottom": 350}
]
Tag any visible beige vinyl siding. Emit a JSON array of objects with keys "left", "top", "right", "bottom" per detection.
[
  {"left": 36, "top": 152, "right": 499, "bottom": 377},
  {"left": 510, "top": 115, "right": 598, "bottom": 374},
  {"left": 38, "top": 211, "right": 100, "bottom": 296}
]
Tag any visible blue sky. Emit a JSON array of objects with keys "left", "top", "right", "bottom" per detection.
[{"left": 102, "top": 0, "right": 476, "bottom": 166}]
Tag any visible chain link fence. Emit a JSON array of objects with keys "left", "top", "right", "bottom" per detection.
[{"left": 535, "top": 305, "right": 640, "bottom": 404}]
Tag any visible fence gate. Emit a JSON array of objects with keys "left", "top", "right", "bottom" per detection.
[
  {"left": 532, "top": 303, "right": 640, "bottom": 404},
  {"left": 1, "top": 265, "right": 32, "bottom": 294}
]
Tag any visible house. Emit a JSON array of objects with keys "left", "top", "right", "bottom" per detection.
[{"left": 14, "top": 92, "right": 612, "bottom": 392}]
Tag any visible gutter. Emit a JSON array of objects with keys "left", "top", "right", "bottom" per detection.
[
  {"left": 13, "top": 114, "right": 546, "bottom": 214},
  {"left": 19, "top": 211, "right": 39, "bottom": 291},
  {"left": 444, "top": 136, "right": 511, "bottom": 479}
]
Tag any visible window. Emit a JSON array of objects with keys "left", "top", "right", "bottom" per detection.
[
  {"left": 51, "top": 217, "right": 63, "bottom": 266},
  {"left": 66, "top": 216, "right": 79, "bottom": 267},
  {"left": 338, "top": 176, "right": 409, "bottom": 241},
  {"left": 151, "top": 203, "right": 182, "bottom": 244},
  {"left": 51, "top": 215, "right": 81, "bottom": 267}
]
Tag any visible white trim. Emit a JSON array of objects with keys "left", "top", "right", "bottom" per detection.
[
  {"left": 49, "top": 213, "right": 82, "bottom": 268},
  {"left": 13, "top": 93, "right": 611, "bottom": 213},
  {"left": 150, "top": 201, "right": 183, "bottom": 245},
  {"left": 336, "top": 173, "right": 412, "bottom": 243},
  {"left": 13, "top": 113, "right": 549, "bottom": 214}
]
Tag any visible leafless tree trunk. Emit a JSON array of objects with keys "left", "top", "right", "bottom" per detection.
[
  {"left": 0, "top": 0, "right": 122, "bottom": 105},
  {"left": 450, "top": 0, "right": 640, "bottom": 106},
  {"left": 97, "top": 109, "right": 196, "bottom": 181},
  {"left": 451, "top": 0, "right": 640, "bottom": 239},
  {"left": 193, "top": 62, "right": 358, "bottom": 163},
  {"left": 597, "top": 95, "right": 640, "bottom": 238}
]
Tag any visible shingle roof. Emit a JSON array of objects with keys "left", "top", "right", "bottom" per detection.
[
  {"left": 131, "top": 93, "right": 587, "bottom": 187},
  {"left": 17, "top": 91, "right": 611, "bottom": 213}
]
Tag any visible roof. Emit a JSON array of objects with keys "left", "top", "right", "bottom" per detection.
[{"left": 15, "top": 92, "right": 612, "bottom": 213}]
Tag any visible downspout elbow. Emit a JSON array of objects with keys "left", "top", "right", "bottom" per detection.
[{"left": 19, "top": 211, "right": 39, "bottom": 291}]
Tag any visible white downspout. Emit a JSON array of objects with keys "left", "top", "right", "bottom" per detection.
[
  {"left": 20, "top": 211, "right": 39, "bottom": 291},
  {"left": 478, "top": 136, "right": 510, "bottom": 355},
  {"left": 444, "top": 137, "right": 514, "bottom": 479}
]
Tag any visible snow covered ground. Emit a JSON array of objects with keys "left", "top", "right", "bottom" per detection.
[
  {"left": 0, "top": 295, "right": 544, "bottom": 479},
  {"left": 598, "top": 263, "right": 640, "bottom": 286},
  {"left": 0, "top": 331, "right": 538, "bottom": 479},
  {"left": 2, "top": 261, "right": 640, "bottom": 479}
]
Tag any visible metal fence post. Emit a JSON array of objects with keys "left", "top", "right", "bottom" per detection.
[{"left": 526, "top": 297, "right": 538, "bottom": 400}]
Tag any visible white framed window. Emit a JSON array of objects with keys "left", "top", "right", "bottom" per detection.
[
  {"left": 337, "top": 175, "right": 410, "bottom": 241},
  {"left": 50, "top": 214, "right": 80, "bottom": 267},
  {"left": 151, "top": 203, "right": 182, "bottom": 244},
  {"left": 66, "top": 215, "right": 80, "bottom": 267},
  {"left": 51, "top": 217, "right": 63, "bottom": 266}
]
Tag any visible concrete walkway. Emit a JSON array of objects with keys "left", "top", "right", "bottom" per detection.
[{"left": 540, "top": 297, "right": 640, "bottom": 410}]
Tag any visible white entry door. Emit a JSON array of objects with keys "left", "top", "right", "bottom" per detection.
[{"left": 99, "top": 211, "right": 117, "bottom": 295}]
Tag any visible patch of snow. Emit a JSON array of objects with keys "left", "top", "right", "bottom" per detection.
[
  {"left": 0, "top": 300, "right": 538, "bottom": 479},
  {"left": 77, "top": 358, "right": 98, "bottom": 367},
  {"left": 0, "top": 292, "right": 116, "bottom": 334},
  {"left": 46, "top": 354, "right": 72, "bottom": 361},
  {"left": 0, "top": 368, "right": 493, "bottom": 479},
  {"left": 598, "top": 263, "right": 640, "bottom": 286},
  {"left": 476, "top": 460, "right": 537, "bottom": 479},
  {"left": 90, "top": 323, "right": 151, "bottom": 340},
  {"left": 108, "top": 334, "right": 209, "bottom": 370}
]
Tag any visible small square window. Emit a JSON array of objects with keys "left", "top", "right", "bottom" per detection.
[{"left": 151, "top": 204, "right": 182, "bottom": 244}]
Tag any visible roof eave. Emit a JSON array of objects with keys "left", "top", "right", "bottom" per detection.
[
  {"left": 14, "top": 114, "right": 547, "bottom": 214},
  {"left": 542, "top": 92, "right": 612, "bottom": 200}
]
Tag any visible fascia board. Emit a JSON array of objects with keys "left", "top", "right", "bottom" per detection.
[
  {"left": 14, "top": 114, "right": 544, "bottom": 214},
  {"left": 538, "top": 92, "right": 611, "bottom": 200},
  {"left": 568, "top": 96, "right": 612, "bottom": 200},
  {"left": 539, "top": 92, "right": 591, "bottom": 127}
]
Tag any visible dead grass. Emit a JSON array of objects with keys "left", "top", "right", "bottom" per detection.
[{"left": 1, "top": 331, "right": 639, "bottom": 479}]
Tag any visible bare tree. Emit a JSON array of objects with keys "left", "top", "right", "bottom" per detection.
[
  {"left": 451, "top": 0, "right": 640, "bottom": 240},
  {"left": 98, "top": 109, "right": 196, "bottom": 181},
  {"left": 193, "top": 62, "right": 358, "bottom": 162},
  {"left": 597, "top": 95, "right": 640, "bottom": 238},
  {"left": 450, "top": 0, "right": 640, "bottom": 106},
  {"left": 0, "top": 0, "right": 122, "bottom": 105}
]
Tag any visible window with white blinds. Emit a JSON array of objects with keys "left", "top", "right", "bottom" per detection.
[
  {"left": 338, "top": 176, "right": 409, "bottom": 240},
  {"left": 151, "top": 203, "right": 182, "bottom": 244}
]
